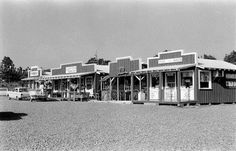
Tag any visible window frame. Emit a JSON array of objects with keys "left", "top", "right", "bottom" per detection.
[
  {"left": 198, "top": 70, "right": 212, "bottom": 89},
  {"left": 180, "top": 70, "right": 194, "bottom": 88},
  {"left": 85, "top": 76, "right": 93, "bottom": 90}
]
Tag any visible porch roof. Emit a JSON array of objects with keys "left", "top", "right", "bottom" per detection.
[
  {"left": 21, "top": 77, "right": 40, "bottom": 81},
  {"left": 197, "top": 59, "right": 236, "bottom": 71},
  {"left": 132, "top": 64, "right": 196, "bottom": 74},
  {"left": 39, "top": 71, "right": 95, "bottom": 80}
]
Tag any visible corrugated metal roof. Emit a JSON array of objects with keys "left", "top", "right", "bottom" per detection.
[
  {"left": 197, "top": 59, "right": 236, "bottom": 70},
  {"left": 132, "top": 64, "right": 195, "bottom": 73}
]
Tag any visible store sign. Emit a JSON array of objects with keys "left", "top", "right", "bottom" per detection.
[
  {"left": 158, "top": 57, "right": 182, "bottom": 64},
  {"left": 30, "top": 71, "right": 39, "bottom": 77},
  {"left": 225, "top": 73, "right": 236, "bottom": 79},
  {"left": 225, "top": 73, "right": 236, "bottom": 88},
  {"left": 226, "top": 81, "right": 236, "bottom": 88},
  {"left": 66, "top": 66, "right": 77, "bottom": 74},
  {"left": 118, "top": 67, "right": 127, "bottom": 75}
]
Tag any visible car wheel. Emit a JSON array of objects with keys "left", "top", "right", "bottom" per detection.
[{"left": 8, "top": 97, "right": 11, "bottom": 100}]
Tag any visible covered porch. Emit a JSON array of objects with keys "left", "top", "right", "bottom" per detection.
[{"left": 40, "top": 72, "right": 101, "bottom": 101}]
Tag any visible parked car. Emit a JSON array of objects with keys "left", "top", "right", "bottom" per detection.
[
  {"left": 28, "top": 89, "right": 47, "bottom": 101},
  {"left": 8, "top": 87, "right": 30, "bottom": 100},
  {"left": 0, "top": 87, "right": 8, "bottom": 96}
]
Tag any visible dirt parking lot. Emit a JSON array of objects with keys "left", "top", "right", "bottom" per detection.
[{"left": 0, "top": 96, "right": 236, "bottom": 151}]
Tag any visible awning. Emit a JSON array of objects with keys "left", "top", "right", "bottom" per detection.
[
  {"left": 21, "top": 77, "right": 40, "bottom": 81},
  {"left": 39, "top": 71, "right": 95, "bottom": 80},
  {"left": 132, "top": 64, "right": 196, "bottom": 74}
]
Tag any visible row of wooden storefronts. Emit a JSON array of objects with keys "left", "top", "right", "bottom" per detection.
[{"left": 23, "top": 50, "right": 236, "bottom": 104}]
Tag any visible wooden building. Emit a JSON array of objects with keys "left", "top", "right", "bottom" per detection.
[
  {"left": 22, "top": 66, "right": 51, "bottom": 90},
  {"left": 101, "top": 56, "right": 148, "bottom": 101},
  {"left": 102, "top": 50, "right": 236, "bottom": 105},
  {"left": 23, "top": 62, "right": 108, "bottom": 100}
]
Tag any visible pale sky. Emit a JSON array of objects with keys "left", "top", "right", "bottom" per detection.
[{"left": 0, "top": 0, "right": 236, "bottom": 69}]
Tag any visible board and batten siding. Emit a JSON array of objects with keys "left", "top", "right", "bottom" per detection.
[
  {"left": 197, "top": 70, "right": 236, "bottom": 104},
  {"left": 109, "top": 57, "right": 141, "bottom": 77},
  {"left": 51, "top": 63, "right": 95, "bottom": 76},
  {"left": 148, "top": 50, "right": 196, "bottom": 68}
]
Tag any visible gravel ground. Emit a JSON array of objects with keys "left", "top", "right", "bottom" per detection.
[{"left": 0, "top": 96, "right": 236, "bottom": 151}]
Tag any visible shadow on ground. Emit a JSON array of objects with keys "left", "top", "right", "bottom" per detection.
[{"left": 0, "top": 112, "right": 27, "bottom": 121}]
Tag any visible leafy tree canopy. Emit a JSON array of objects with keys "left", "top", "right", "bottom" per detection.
[
  {"left": 86, "top": 56, "right": 110, "bottom": 65},
  {"left": 0, "top": 56, "right": 28, "bottom": 83},
  {"left": 224, "top": 50, "right": 236, "bottom": 65},
  {"left": 203, "top": 54, "right": 216, "bottom": 60}
]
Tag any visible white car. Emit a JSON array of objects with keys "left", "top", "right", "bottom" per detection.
[
  {"left": 8, "top": 87, "right": 30, "bottom": 100},
  {"left": 0, "top": 87, "right": 8, "bottom": 96}
]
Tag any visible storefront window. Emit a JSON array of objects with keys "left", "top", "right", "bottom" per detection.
[
  {"left": 151, "top": 73, "right": 159, "bottom": 87},
  {"left": 86, "top": 76, "right": 93, "bottom": 89},
  {"left": 199, "top": 70, "right": 212, "bottom": 89},
  {"left": 54, "top": 80, "right": 59, "bottom": 91},
  {"left": 181, "top": 71, "right": 193, "bottom": 88},
  {"left": 166, "top": 72, "right": 176, "bottom": 88}
]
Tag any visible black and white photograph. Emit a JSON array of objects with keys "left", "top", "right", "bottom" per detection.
[{"left": 0, "top": 0, "right": 236, "bottom": 150}]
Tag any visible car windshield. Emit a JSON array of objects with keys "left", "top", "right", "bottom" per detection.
[{"left": 19, "top": 88, "right": 28, "bottom": 92}]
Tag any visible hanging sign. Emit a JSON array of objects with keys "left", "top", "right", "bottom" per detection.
[
  {"left": 225, "top": 73, "right": 236, "bottom": 88},
  {"left": 66, "top": 66, "right": 77, "bottom": 74},
  {"left": 226, "top": 81, "right": 236, "bottom": 88},
  {"left": 225, "top": 73, "right": 236, "bottom": 79}
]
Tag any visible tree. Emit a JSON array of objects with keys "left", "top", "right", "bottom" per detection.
[
  {"left": 203, "top": 54, "right": 216, "bottom": 60},
  {"left": 0, "top": 56, "right": 28, "bottom": 83},
  {"left": 224, "top": 50, "right": 236, "bottom": 65},
  {"left": 0, "top": 56, "right": 16, "bottom": 83},
  {"left": 86, "top": 57, "right": 110, "bottom": 65}
]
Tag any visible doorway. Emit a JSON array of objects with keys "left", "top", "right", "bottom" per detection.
[{"left": 164, "top": 72, "right": 177, "bottom": 102}]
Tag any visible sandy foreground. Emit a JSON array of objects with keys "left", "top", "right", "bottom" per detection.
[{"left": 0, "top": 96, "right": 236, "bottom": 151}]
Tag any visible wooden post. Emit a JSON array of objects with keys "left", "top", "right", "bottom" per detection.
[
  {"left": 124, "top": 76, "right": 126, "bottom": 100},
  {"left": 93, "top": 74, "right": 96, "bottom": 99},
  {"left": 109, "top": 78, "right": 112, "bottom": 100},
  {"left": 194, "top": 67, "right": 198, "bottom": 103},
  {"left": 139, "top": 77, "right": 142, "bottom": 93},
  {"left": 67, "top": 79, "right": 71, "bottom": 101},
  {"left": 177, "top": 71, "right": 181, "bottom": 106},
  {"left": 79, "top": 77, "right": 82, "bottom": 102},
  {"left": 147, "top": 73, "right": 150, "bottom": 101},
  {"left": 159, "top": 72, "right": 163, "bottom": 103},
  {"left": 117, "top": 77, "right": 119, "bottom": 101},
  {"left": 131, "top": 74, "right": 134, "bottom": 102},
  {"left": 100, "top": 77, "right": 103, "bottom": 101}
]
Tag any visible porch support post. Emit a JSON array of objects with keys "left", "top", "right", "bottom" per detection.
[
  {"left": 60, "top": 79, "right": 62, "bottom": 92},
  {"left": 79, "top": 77, "right": 82, "bottom": 101},
  {"left": 159, "top": 72, "right": 163, "bottom": 103},
  {"left": 67, "top": 79, "right": 71, "bottom": 100},
  {"left": 117, "top": 77, "right": 119, "bottom": 101},
  {"left": 131, "top": 74, "right": 134, "bottom": 102},
  {"left": 100, "top": 77, "right": 103, "bottom": 100},
  {"left": 109, "top": 78, "right": 112, "bottom": 100},
  {"left": 147, "top": 72, "right": 150, "bottom": 101},
  {"left": 93, "top": 74, "right": 96, "bottom": 98},
  {"left": 194, "top": 67, "right": 198, "bottom": 103},
  {"left": 177, "top": 71, "right": 181, "bottom": 106}
]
